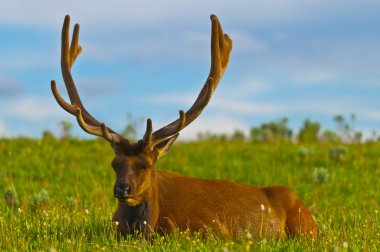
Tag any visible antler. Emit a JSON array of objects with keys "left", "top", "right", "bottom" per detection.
[
  {"left": 143, "top": 14, "right": 233, "bottom": 149},
  {"left": 51, "top": 15, "right": 125, "bottom": 145},
  {"left": 51, "top": 14, "right": 232, "bottom": 152}
]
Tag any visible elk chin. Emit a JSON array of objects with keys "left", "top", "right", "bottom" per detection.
[
  {"left": 125, "top": 197, "right": 141, "bottom": 207},
  {"left": 116, "top": 195, "right": 143, "bottom": 207}
]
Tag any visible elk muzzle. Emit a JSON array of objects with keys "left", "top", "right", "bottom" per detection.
[{"left": 114, "top": 184, "right": 132, "bottom": 199}]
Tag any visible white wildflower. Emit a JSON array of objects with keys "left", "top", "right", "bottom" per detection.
[
  {"left": 246, "top": 231, "right": 252, "bottom": 240},
  {"left": 342, "top": 241, "right": 348, "bottom": 249},
  {"left": 17, "top": 208, "right": 21, "bottom": 213},
  {"left": 260, "top": 204, "right": 265, "bottom": 211},
  {"left": 85, "top": 209, "right": 89, "bottom": 215}
]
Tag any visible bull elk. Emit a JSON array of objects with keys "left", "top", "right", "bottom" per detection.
[{"left": 51, "top": 14, "right": 317, "bottom": 239}]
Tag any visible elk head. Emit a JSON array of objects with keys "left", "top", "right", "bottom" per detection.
[{"left": 51, "top": 15, "right": 232, "bottom": 207}]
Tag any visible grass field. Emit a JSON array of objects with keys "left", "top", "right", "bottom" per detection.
[{"left": 0, "top": 138, "right": 379, "bottom": 251}]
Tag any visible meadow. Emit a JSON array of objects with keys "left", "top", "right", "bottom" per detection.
[{"left": 0, "top": 137, "right": 379, "bottom": 251}]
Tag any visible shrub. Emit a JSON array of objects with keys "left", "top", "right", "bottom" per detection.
[
  {"left": 312, "top": 167, "right": 329, "bottom": 184},
  {"left": 4, "top": 186, "right": 20, "bottom": 207}
]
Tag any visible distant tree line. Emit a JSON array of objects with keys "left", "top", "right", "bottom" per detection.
[
  {"left": 198, "top": 114, "right": 377, "bottom": 144},
  {"left": 40, "top": 113, "right": 378, "bottom": 144}
]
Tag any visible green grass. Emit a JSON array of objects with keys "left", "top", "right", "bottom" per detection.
[{"left": 0, "top": 138, "right": 379, "bottom": 251}]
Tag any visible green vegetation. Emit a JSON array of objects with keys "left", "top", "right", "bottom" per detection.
[
  {"left": 0, "top": 136, "right": 379, "bottom": 251},
  {"left": 251, "top": 117, "right": 292, "bottom": 143}
]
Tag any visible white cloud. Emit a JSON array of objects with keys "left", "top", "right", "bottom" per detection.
[
  {"left": 5, "top": 97, "right": 65, "bottom": 120},
  {"left": 137, "top": 97, "right": 278, "bottom": 117},
  {"left": 139, "top": 93, "right": 194, "bottom": 106},
  {"left": 211, "top": 99, "right": 284, "bottom": 115},
  {"left": 0, "top": 51, "right": 57, "bottom": 71},
  {"left": 292, "top": 68, "right": 338, "bottom": 85},
  {"left": 0, "top": 76, "right": 24, "bottom": 96},
  {"left": 84, "top": 30, "right": 210, "bottom": 62},
  {"left": 136, "top": 78, "right": 378, "bottom": 121},
  {"left": 230, "top": 31, "right": 268, "bottom": 54},
  {"left": 220, "top": 78, "right": 272, "bottom": 98},
  {"left": 179, "top": 114, "right": 248, "bottom": 140},
  {"left": 0, "top": 0, "right": 379, "bottom": 139},
  {"left": 139, "top": 77, "right": 280, "bottom": 116},
  {"left": 140, "top": 77, "right": 273, "bottom": 107},
  {"left": 272, "top": 32, "right": 290, "bottom": 43},
  {"left": 74, "top": 77, "right": 122, "bottom": 97},
  {"left": 360, "top": 128, "right": 380, "bottom": 141},
  {"left": 1, "top": 0, "right": 379, "bottom": 80},
  {"left": 1, "top": 1, "right": 376, "bottom": 31},
  {"left": 362, "top": 111, "right": 380, "bottom": 121},
  {"left": 257, "top": 38, "right": 380, "bottom": 86}
]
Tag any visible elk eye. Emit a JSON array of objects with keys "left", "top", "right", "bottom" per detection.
[
  {"left": 135, "top": 159, "right": 151, "bottom": 170},
  {"left": 111, "top": 156, "right": 124, "bottom": 170}
]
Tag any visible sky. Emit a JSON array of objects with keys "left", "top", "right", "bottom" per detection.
[{"left": 0, "top": 1, "right": 379, "bottom": 140}]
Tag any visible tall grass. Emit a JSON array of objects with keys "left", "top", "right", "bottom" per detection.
[{"left": 0, "top": 138, "right": 379, "bottom": 250}]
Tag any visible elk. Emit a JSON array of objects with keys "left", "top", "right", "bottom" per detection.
[{"left": 51, "top": 14, "right": 317, "bottom": 240}]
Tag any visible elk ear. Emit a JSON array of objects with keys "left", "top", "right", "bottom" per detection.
[{"left": 154, "top": 134, "right": 179, "bottom": 159}]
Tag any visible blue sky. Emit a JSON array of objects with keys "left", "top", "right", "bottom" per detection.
[{"left": 0, "top": 1, "right": 379, "bottom": 139}]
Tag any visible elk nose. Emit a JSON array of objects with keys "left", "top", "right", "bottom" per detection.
[{"left": 114, "top": 185, "right": 131, "bottom": 198}]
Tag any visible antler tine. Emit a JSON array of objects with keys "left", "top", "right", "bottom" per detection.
[
  {"left": 146, "top": 15, "right": 232, "bottom": 146},
  {"left": 60, "top": 15, "right": 95, "bottom": 123},
  {"left": 143, "top": 119, "right": 153, "bottom": 148},
  {"left": 75, "top": 108, "right": 105, "bottom": 138},
  {"left": 69, "top": 23, "right": 82, "bottom": 67},
  {"left": 75, "top": 108, "right": 123, "bottom": 143},
  {"left": 144, "top": 110, "right": 186, "bottom": 148},
  {"left": 51, "top": 15, "right": 126, "bottom": 146},
  {"left": 51, "top": 80, "right": 76, "bottom": 115}
]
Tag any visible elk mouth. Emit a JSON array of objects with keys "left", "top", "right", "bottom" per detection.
[
  {"left": 115, "top": 195, "right": 133, "bottom": 200},
  {"left": 114, "top": 195, "right": 135, "bottom": 200},
  {"left": 115, "top": 195, "right": 142, "bottom": 207}
]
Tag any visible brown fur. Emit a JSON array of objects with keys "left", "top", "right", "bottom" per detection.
[{"left": 112, "top": 153, "right": 317, "bottom": 239}]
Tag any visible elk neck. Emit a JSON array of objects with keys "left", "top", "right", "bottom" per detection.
[{"left": 115, "top": 172, "right": 159, "bottom": 234}]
